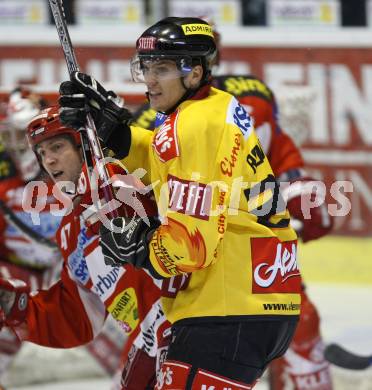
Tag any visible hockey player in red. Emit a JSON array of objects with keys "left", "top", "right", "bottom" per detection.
[
  {"left": 0, "top": 89, "right": 63, "bottom": 385},
  {"left": 0, "top": 105, "right": 166, "bottom": 388}
]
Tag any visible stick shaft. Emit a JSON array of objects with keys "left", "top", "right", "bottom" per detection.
[
  {"left": 48, "top": 0, "right": 78, "bottom": 74},
  {"left": 48, "top": 0, "right": 118, "bottom": 218}
]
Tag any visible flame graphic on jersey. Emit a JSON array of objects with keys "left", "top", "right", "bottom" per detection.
[{"left": 162, "top": 217, "right": 206, "bottom": 272}]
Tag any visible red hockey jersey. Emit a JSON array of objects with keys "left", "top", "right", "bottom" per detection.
[{"left": 13, "top": 165, "right": 163, "bottom": 352}]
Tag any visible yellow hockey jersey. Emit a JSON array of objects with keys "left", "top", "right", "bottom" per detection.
[{"left": 122, "top": 86, "right": 301, "bottom": 324}]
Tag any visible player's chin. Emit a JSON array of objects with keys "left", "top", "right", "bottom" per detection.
[{"left": 149, "top": 95, "right": 164, "bottom": 110}]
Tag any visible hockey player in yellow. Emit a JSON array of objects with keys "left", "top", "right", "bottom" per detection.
[{"left": 59, "top": 17, "right": 302, "bottom": 390}]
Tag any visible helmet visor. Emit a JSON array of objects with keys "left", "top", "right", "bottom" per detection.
[{"left": 130, "top": 54, "right": 194, "bottom": 83}]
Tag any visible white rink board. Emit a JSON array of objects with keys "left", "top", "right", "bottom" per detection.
[{"left": 1, "top": 25, "right": 372, "bottom": 47}]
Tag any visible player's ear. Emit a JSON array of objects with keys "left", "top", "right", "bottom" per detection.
[{"left": 187, "top": 65, "right": 203, "bottom": 88}]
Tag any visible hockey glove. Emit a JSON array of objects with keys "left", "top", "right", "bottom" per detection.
[
  {"left": 99, "top": 215, "right": 161, "bottom": 272},
  {"left": 285, "top": 178, "right": 334, "bottom": 242},
  {"left": 59, "top": 71, "right": 132, "bottom": 158},
  {"left": 0, "top": 278, "right": 29, "bottom": 330}
]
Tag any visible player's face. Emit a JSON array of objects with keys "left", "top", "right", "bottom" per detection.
[
  {"left": 37, "top": 136, "right": 83, "bottom": 185},
  {"left": 144, "top": 61, "right": 203, "bottom": 112}
]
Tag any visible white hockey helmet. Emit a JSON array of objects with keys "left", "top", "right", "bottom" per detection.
[
  {"left": 0, "top": 87, "right": 43, "bottom": 181},
  {"left": 7, "top": 88, "right": 41, "bottom": 130}
]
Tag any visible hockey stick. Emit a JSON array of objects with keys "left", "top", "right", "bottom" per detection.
[
  {"left": 0, "top": 200, "right": 58, "bottom": 251},
  {"left": 48, "top": 0, "right": 119, "bottom": 219},
  {"left": 324, "top": 343, "right": 372, "bottom": 370}
]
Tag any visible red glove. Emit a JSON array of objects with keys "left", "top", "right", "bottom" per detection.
[
  {"left": 0, "top": 278, "right": 29, "bottom": 330},
  {"left": 284, "top": 178, "right": 334, "bottom": 243}
]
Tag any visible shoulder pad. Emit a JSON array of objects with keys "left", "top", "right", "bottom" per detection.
[{"left": 213, "top": 75, "right": 274, "bottom": 102}]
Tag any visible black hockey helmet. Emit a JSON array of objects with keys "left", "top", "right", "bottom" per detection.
[{"left": 131, "top": 17, "right": 217, "bottom": 84}]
